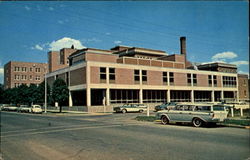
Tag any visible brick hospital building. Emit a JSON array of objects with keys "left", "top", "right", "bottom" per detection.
[{"left": 46, "top": 37, "right": 248, "bottom": 112}]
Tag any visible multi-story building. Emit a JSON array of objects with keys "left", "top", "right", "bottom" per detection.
[
  {"left": 4, "top": 61, "right": 48, "bottom": 89},
  {"left": 48, "top": 46, "right": 78, "bottom": 73},
  {"left": 237, "top": 74, "right": 249, "bottom": 102},
  {"left": 46, "top": 37, "right": 241, "bottom": 112}
]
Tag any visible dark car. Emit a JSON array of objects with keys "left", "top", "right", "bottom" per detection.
[{"left": 155, "top": 102, "right": 177, "bottom": 112}]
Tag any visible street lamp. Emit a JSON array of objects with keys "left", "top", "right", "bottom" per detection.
[{"left": 44, "top": 66, "right": 47, "bottom": 113}]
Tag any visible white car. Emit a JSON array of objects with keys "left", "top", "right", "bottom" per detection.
[
  {"left": 31, "top": 105, "right": 43, "bottom": 113},
  {"left": 156, "top": 103, "right": 228, "bottom": 127},
  {"left": 18, "top": 105, "right": 31, "bottom": 113}
]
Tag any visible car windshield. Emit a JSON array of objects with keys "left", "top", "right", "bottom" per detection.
[{"left": 213, "top": 105, "right": 225, "bottom": 111}]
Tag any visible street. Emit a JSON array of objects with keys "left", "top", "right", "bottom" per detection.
[{"left": 1, "top": 111, "right": 249, "bottom": 160}]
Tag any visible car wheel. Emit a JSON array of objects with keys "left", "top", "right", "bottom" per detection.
[
  {"left": 139, "top": 110, "right": 143, "bottom": 113},
  {"left": 161, "top": 116, "right": 169, "bottom": 125},
  {"left": 192, "top": 118, "right": 203, "bottom": 127},
  {"left": 122, "top": 109, "right": 127, "bottom": 114}
]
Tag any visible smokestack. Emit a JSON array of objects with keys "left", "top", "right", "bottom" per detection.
[{"left": 180, "top": 36, "right": 186, "bottom": 55}]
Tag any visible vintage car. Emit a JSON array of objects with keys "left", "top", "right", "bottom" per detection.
[
  {"left": 17, "top": 105, "right": 30, "bottom": 112},
  {"left": 114, "top": 104, "right": 147, "bottom": 113},
  {"left": 156, "top": 103, "right": 228, "bottom": 127},
  {"left": 30, "top": 105, "right": 43, "bottom": 113},
  {"left": 155, "top": 102, "right": 177, "bottom": 111}
]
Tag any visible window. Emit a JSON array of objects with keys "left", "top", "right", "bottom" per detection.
[
  {"left": 15, "top": 75, "right": 20, "bottom": 80},
  {"left": 35, "top": 68, "right": 41, "bottom": 72},
  {"left": 35, "top": 76, "right": 41, "bottom": 81},
  {"left": 142, "top": 70, "right": 147, "bottom": 83},
  {"left": 21, "top": 75, "right": 27, "bottom": 80},
  {"left": 22, "top": 67, "right": 27, "bottom": 72},
  {"left": 109, "top": 68, "right": 115, "bottom": 83},
  {"left": 100, "top": 67, "right": 106, "bottom": 83},
  {"left": 30, "top": 75, "right": 32, "bottom": 80},
  {"left": 169, "top": 72, "right": 174, "bottom": 85},
  {"left": 163, "top": 72, "right": 168, "bottom": 85},
  {"left": 223, "top": 76, "right": 237, "bottom": 88},
  {"left": 14, "top": 67, "right": 20, "bottom": 72},
  {"left": 30, "top": 67, "right": 33, "bottom": 72},
  {"left": 193, "top": 74, "right": 197, "bottom": 86},
  {"left": 187, "top": 74, "right": 192, "bottom": 86},
  {"left": 208, "top": 75, "right": 212, "bottom": 87},
  {"left": 60, "top": 51, "right": 64, "bottom": 64},
  {"left": 134, "top": 70, "right": 140, "bottom": 84},
  {"left": 213, "top": 75, "right": 217, "bottom": 87}
]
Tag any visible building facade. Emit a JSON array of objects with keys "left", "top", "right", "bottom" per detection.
[
  {"left": 46, "top": 37, "right": 241, "bottom": 112},
  {"left": 4, "top": 61, "right": 48, "bottom": 89},
  {"left": 48, "top": 47, "right": 78, "bottom": 73},
  {"left": 237, "top": 74, "right": 249, "bottom": 101}
]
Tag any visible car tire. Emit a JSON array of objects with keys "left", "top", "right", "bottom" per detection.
[
  {"left": 122, "top": 109, "right": 127, "bottom": 114},
  {"left": 139, "top": 110, "right": 143, "bottom": 113},
  {"left": 161, "top": 116, "right": 169, "bottom": 125},
  {"left": 192, "top": 118, "right": 203, "bottom": 127}
]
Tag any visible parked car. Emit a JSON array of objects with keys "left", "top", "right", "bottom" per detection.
[
  {"left": 30, "top": 105, "right": 43, "bottom": 113},
  {"left": 155, "top": 102, "right": 177, "bottom": 111},
  {"left": 0, "top": 104, "right": 10, "bottom": 111},
  {"left": 18, "top": 105, "right": 31, "bottom": 113},
  {"left": 156, "top": 103, "right": 228, "bottom": 127},
  {"left": 7, "top": 105, "right": 19, "bottom": 112},
  {"left": 114, "top": 104, "right": 147, "bottom": 113}
]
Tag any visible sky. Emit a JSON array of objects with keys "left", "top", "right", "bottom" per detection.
[{"left": 0, "top": 1, "right": 249, "bottom": 83}]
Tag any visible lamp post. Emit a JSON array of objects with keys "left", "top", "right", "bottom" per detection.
[{"left": 44, "top": 68, "right": 47, "bottom": 113}]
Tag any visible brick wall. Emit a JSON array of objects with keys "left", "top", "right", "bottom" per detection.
[
  {"left": 86, "top": 53, "right": 117, "bottom": 63},
  {"left": 138, "top": 59, "right": 150, "bottom": 66},
  {"left": 116, "top": 68, "right": 134, "bottom": 85},
  {"left": 147, "top": 70, "right": 163, "bottom": 85},
  {"left": 174, "top": 72, "right": 187, "bottom": 86},
  {"left": 70, "top": 67, "right": 86, "bottom": 86},
  {"left": 90, "top": 66, "right": 100, "bottom": 84},
  {"left": 197, "top": 74, "right": 208, "bottom": 87}
]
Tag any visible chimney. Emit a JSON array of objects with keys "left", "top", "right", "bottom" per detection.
[{"left": 180, "top": 36, "right": 186, "bottom": 55}]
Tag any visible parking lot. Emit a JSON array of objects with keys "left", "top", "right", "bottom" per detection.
[{"left": 1, "top": 111, "right": 249, "bottom": 160}]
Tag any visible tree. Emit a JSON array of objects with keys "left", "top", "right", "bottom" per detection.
[
  {"left": 27, "top": 84, "right": 39, "bottom": 105},
  {"left": 0, "top": 84, "right": 4, "bottom": 103},
  {"left": 52, "top": 78, "right": 69, "bottom": 113},
  {"left": 37, "top": 81, "right": 51, "bottom": 105}
]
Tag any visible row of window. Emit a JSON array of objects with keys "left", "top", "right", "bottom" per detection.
[
  {"left": 14, "top": 83, "right": 39, "bottom": 88},
  {"left": 14, "top": 75, "right": 41, "bottom": 81},
  {"left": 223, "top": 76, "right": 237, "bottom": 87},
  {"left": 98, "top": 67, "right": 236, "bottom": 87},
  {"left": 14, "top": 67, "right": 42, "bottom": 72}
]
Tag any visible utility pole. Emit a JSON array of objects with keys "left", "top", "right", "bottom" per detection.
[{"left": 44, "top": 69, "right": 47, "bottom": 113}]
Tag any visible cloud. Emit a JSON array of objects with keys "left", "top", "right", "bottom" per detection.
[
  {"left": 31, "top": 44, "right": 43, "bottom": 51},
  {"left": 230, "top": 61, "right": 249, "bottom": 66},
  {"left": 58, "top": 20, "right": 64, "bottom": 24},
  {"left": 212, "top": 51, "right": 237, "bottom": 61},
  {"left": 105, "top": 32, "right": 111, "bottom": 36},
  {"left": 49, "top": 7, "right": 54, "bottom": 11},
  {"left": 49, "top": 37, "right": 86, "bottom": 51},
  {"left": 0, "top": 67, "right": 3, "bottom": 74},
  {"left": 114, "top": 40, "right": 122, "bottom": 45},
  {"left": 25, "top": 6, "right": 31, "bottom": 11}
]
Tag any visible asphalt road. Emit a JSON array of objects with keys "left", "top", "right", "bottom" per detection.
[{"left": 1, "top": 111, "right": 249, "bottom": 160}]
